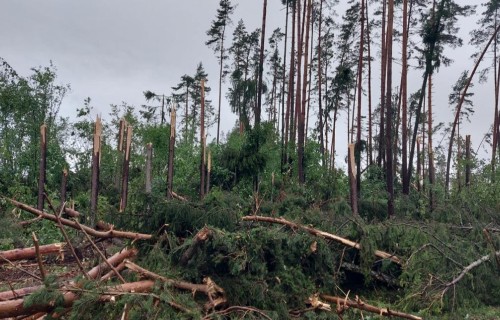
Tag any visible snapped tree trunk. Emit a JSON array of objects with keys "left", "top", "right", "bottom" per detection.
[
  {"left": 119, "top": 126, "right": 132, "bottom": 212},
  {"left": 90, "top": 116, "right": 102, "bottom": 225},
  {"left": 37, "top": 124, "right": 47, "bottom": 211}
]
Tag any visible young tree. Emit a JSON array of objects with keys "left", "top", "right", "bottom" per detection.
[{"left": 206, "top": 0, "right": 235, "bottom": 144}]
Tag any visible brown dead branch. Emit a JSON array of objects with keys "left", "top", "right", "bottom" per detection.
[
  {"left": 0, "top": 256, "right": 41, "bottom": 282},
  {"left": 72, "top": 218, "right": 126, "bottom": 284},
  {"left": 242, "top": 215, "right": 401, "bottom": 265},
  {"left": 440, "top": 250, "right": 500, "bottom": 300},
  {"left": 320, "top": 294, "right": 423, "bottom": 320},
  {"left": 31, "top": 232, "right": 46, "bottom": 281},
  {"left": 6, "top": 198, "right": 152, "bottom": 240},
  {"left": 123, "top": 260, "right": 226, "bottom": 309},
  {"left": 51, "top": 203, "right": 90, "bottom": 279},
  {"left": 0, "top": 243, "right": 64, "bottom": 264}
]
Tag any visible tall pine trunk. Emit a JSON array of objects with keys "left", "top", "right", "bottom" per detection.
[
  {"left": 256, "top": 0, "right": 268, "bottom": 126},
  {"left": 385, "top": 0, "right": 395, "bottom": 218}
]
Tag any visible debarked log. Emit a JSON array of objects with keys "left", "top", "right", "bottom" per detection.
[
  {"left": 242, "top": 215, "right": 401, "bottom": 265},
  {"left": 320, "top": 294, "right": 423, "bottom": 320},
  {"left": 0, "top": 243, "right": 65, "bottom": 264},
  {"left": 6, "top": 198, "right": 152, "bottom": 240}
]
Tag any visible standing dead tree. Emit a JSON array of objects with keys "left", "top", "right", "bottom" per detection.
[{"left": 90, "top": 116, "right": 102, "bottom": 225}]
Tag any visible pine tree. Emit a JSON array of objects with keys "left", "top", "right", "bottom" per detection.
[{"left": 206, "top": 0, "right": 235, "bottom": 145}]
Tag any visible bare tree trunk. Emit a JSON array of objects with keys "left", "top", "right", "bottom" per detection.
[
  {"left": 281, "top": 1, "right": 289, "bottom": 173},
  {"left": 402, "top": 0, "right": 409, "bottom": 194},
  {"left": 37, "top": 124, "right": 47, "bottom": 211},
  {"left": 317, "top": 0, "right": 325, "bottom": 166},
  {"left": 298, "top": 0, "right": 311, "bottom": 184},
  {"left": 378, "top": 0, "right": 387, "bottom": 168},
  {"left": 167, "top": 109, "right": 176, "bottom": 198},
  {"left": 256, "top": 0, "right": 268, "bottom": 126},
  {"left": 119, "top": 126, "right": 132, "bottom": 212},
  {"left": 366, "top": 0, "right": 373, "bottom": 166},
  {"left": 356, "top": 0, "right": 366, "bottom": 197},
  {"left": 60, "top": 168, "right": 68, "bottom": 213},
  {"left": 465, "top": 134, "right": 471, "bottom": 187},
  {"left": 90, "top": 117, "right": 102, "bottom": 225},
  {"left": 385, "top": 0, "right": 395, "bottom": 218},
  {"left": 417, "top": 137, "right": 421, "bottom": 191},
  {"left": 348, "top": 144, "right": 359, "bottom": 216},
  {"left": 285, "top": 2, "right": 296, "bottom": 170},
  {"left": 200, "top": 80, "right": 206, "bottom": 199},
  {"left": 216, "top": 28, "right": 226, "bottom": 145},
  {"left": 146, "top": 143, "right": 152, "bottom": 195},
  {"left": 115, "top": 118, "right": 126, "bottom": 190},
  {"left": 206, "top": 150, "right": 211, "bottom": 194},
  {"left": 428, "top": 74, "right": 435, "bottom": 211}
]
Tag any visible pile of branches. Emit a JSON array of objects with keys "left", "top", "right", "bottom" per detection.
[{"left": 1, "top": 197, "right": 498, "bottom": 319}]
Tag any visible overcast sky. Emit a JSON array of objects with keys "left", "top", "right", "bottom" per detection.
[{"left": 0, "top": 0, "right": 494, "bottom": 163}]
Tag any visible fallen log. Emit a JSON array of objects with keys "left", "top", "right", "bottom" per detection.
[
  {"left": 0, "top": 243, "right": 65, "bottom": 264},
  {"left": 320, "top": 294, "right": 422, "bottom": 320},
  {"left": 242, "top": 216, "right": 401, "bottom": 265},
  {"left": 0, "top": 280, "right": 154, "bottom": 318},
  {"left": 0, "top": 248, "right": 137, "bottom": 302},
  {"left": 124, "top": 260, "right": 226, "bottom": 309},
  {"left": 6, "top": 198, "right": 152, "bottom": 240}
]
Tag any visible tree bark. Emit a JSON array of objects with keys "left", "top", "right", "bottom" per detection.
[
  {"left": 348, "top": 144, "right": 359, "bottom": 216},
  {"left": 37, "top": 124, "right": 47, "bottom": 211},
  {"left": 256, "top": 0, "right": 268, "bottom": 126},
  {"left": 297, "top": 0, "right": 311, "bottom": 184},
  {"left": 167, "top": 108, "right": 176, "bottom": 198},
  {"left": 146, "top": 143, "right": 153, "bottom": 195},
  {"left": 90, "top": 116, "right": 102, "bottom": 225},
  {"left": 356, "top": 0, "right": 365, "bottom": 196},
  {"left": 0, "top": 243, "right": 64, "bottom": 264},
  {"left": 385, "top": 0, "right": 395, "bottom": 218},
  {"left": 200, "top": 79, "right": 206, "bottom": 199},
  {"left": 401, "top": 0, "right": 409, "bottom": 194},
  {"left": 119, "top": 126, "right": 132, "bottom": 212}
]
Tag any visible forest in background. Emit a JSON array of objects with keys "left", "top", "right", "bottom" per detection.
[{"left": 0, "top": 0, "right": 500, "bottom": 319}]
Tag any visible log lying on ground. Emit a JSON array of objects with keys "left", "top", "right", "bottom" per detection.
[
  {"left": 0, "top": 280, "right": 154, "bottom": 318},
  {"left": 242, "top": 216, "right": 401, "bottom": 265},
  {"left": 7, "top": 198, "right": 151, "bottom": 240},
  {"left": 124, "top": 260, "right": 226, "bottom": 309},
  {"left": 320, "top": 294, "right": 422, "bottom": 320},
  {"left": 0, "top": 248, "right": 137, "bottom": 302},
  {"left": 0, "top": 243, "right": 65, "bottom": 264}
]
